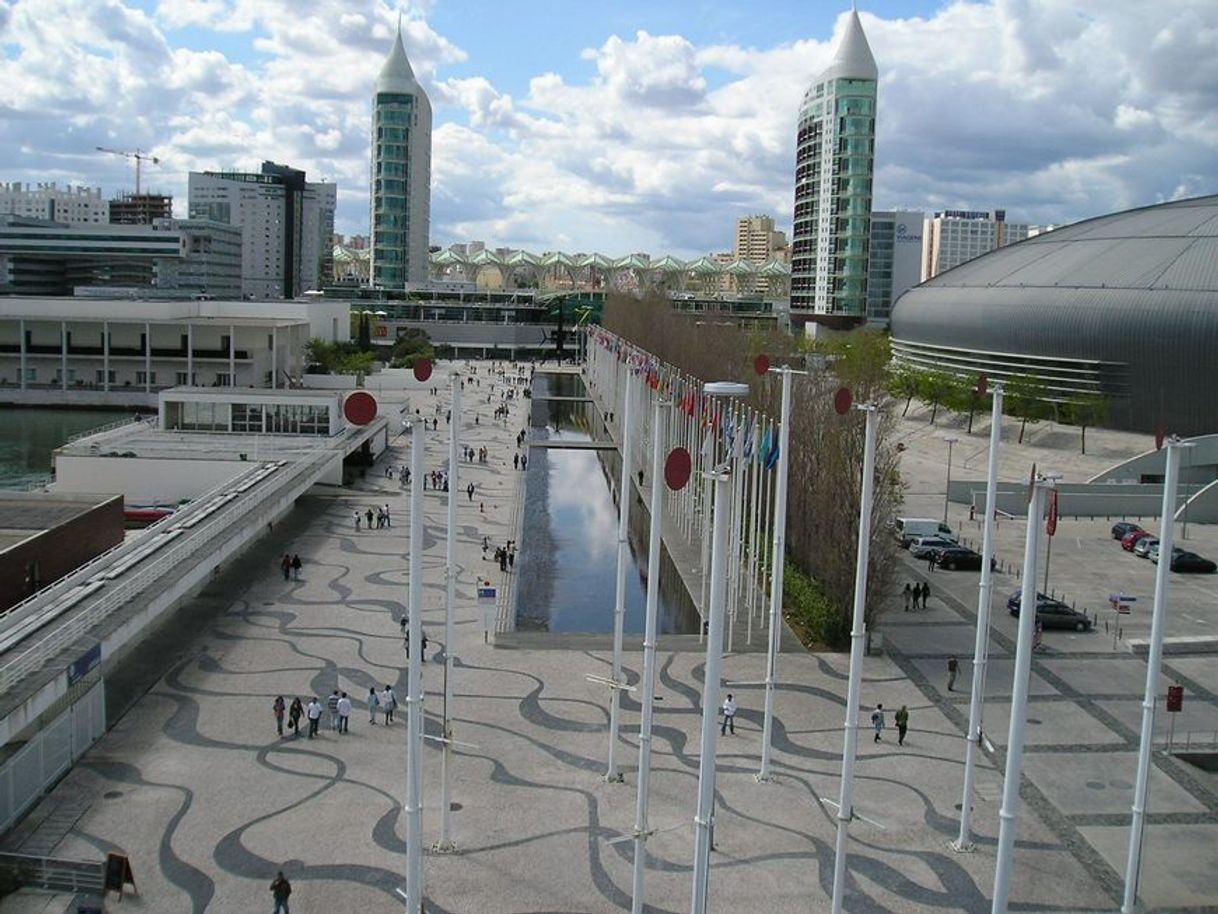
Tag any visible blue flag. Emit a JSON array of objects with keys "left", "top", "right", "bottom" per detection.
[{"left": 765, "top": 437, "right": 780, "bottom": 470}]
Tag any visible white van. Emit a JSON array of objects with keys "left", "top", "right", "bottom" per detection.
[{"left": 895, "top": 517, "right": 957, "bottom": 547}]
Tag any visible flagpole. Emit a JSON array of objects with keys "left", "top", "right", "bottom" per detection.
[
  {"left": 830, "top": 402, "right": 880, "bottom": 914},
  {"left": 405, "top": 419, "right": 426, "bottom": 914},
  {"left": 436, "top": 370, "right": 460, "bottom": 853},
  {"left": 606, "top": 367, "right": 634, "bottom": 783}
]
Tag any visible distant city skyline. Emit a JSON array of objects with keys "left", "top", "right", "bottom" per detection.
[{"left": 1, "top": 1, "right": 1214, "bottom": 258}]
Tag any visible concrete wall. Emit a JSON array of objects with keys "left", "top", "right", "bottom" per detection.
[
  {"left": 951, "top": 479, "right": 1201, "bottom": 521},
  {"left": 1088, "top": 434, "right": 1218, "bottom": 485},
  {"left": 53, "top": 455, "right": 246, "bottom": 505},
  {"left": 0, "top": 496, "right": 123, "bottom": 611}
]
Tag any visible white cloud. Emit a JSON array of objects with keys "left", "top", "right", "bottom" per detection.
[{"left": 0, "top": 0, "right": 1214, "bottom": 259}]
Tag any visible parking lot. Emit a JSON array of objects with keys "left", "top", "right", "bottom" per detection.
[{"left": 880, "top": 408, "right": 1218, "bottom": 911}]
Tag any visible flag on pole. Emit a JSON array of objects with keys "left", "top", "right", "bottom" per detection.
[
  {"left": 765, "top": 430, "right": 780, "bottom": 470},
  {"left": 743, "top": 415, "right": 756, "bottom": 461}
]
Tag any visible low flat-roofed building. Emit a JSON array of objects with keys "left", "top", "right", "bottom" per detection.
[
  {"left": 159, "top": 387, "right": 345, "bottom": 436},
  {"left": 0, "top": 492, "right": 124, "bottom": 611},
  {"left": 0, "top": 295, "right": 349, "bottom": 409}
]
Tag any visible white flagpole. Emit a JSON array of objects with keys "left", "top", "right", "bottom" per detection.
[
  {"left": 630, "top": 396, "right": 668, "bottom": 914},
  {"left": 830, "top": 403, "right": 880, "bottom": 914},
  {"left": 436, "top": 371, "right": 460, "bottom": 853},
  {"left": 606, "top": 366, "right": 635, "bottom": 782},
  {"left": 954, "top": 381, "right": 1004, "bottom": 850},
  {"left": 1122, "top": 439, "right": 1186, "bottom": 912},
  {"left": 991, "top": 473, "right": 1056, "bottom": 913},
  {"left": 405, "top": 421, "right": 426, "bottom": 913}
]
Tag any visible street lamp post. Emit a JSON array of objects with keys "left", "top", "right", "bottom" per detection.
[
  {"left": 943, "top": 435, "right": 959, "bottom": 524},
  {"left": 690, "top": 381, "right": 748, "bottom": 914},
  {"left": 436, "top": 371, "right": 460, "bottom": 853},
  {"left": 404, "top": 421, "right": 426, "bottom": 913},
  {"left": 606, "top": 371, "right": 635, "bottom": 783}
]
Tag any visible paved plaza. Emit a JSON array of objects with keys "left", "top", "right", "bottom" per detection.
[{"left": 1, "top": 369, "right": 1215, "bottom": 912}]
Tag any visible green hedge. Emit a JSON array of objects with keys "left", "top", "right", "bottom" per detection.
[{"left": 784, "top": 558, "right": 849, "bottom": 648}]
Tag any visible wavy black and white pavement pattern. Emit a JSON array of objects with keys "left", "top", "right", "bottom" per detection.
[{"left": 30, "top": 370, "right": 1120, "bottom": 913}]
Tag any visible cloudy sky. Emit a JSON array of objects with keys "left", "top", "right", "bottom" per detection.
[{"left": 2, "top": 0, "right": 1215, "bottom": 257}]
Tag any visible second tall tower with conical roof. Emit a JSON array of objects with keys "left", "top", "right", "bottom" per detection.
[
  {"left": 370, "top": 21, "right": 432, "bottom": 287},
  {"left": 790, "top": 7, "right": 878, "bottom": 326}
]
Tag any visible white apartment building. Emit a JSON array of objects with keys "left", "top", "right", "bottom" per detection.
[
  {"left": 0, "top": 183, "right": 108, "bottom": 225},
  {"left": 189, "top": 163, "right": 336, "bottom": 300},
  {"left": 921, "top": 209, "right": 1033, "bottom": 281}
]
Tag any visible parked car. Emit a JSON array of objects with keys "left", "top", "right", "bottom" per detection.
[
  {"left": 896, "top": 517, "right": 958, "bottom": 548},
  {"left": 1121, "top": 530, "right": 1152, "bottom": 551},
  {"left": 1111, "top": 521, "right": 1145, "bottom": 540},
  {"left": 1148, "top": 544, "right": 1183, "bottom": 564},
  {"left": 910, "top": 536, "right": 958, "bottom": 559},
  {"left": 1133, "top": 536, "right": 1159, "bottom": 558},
  {"left": 934, "top": 546, "right": 992, "bottom": 571},
  {"left": 1007, "top": 592, "right": 1093, "bottom": 631},
  {"left": 1171, "top": 552, "right": 1218, "bottom": 574}
]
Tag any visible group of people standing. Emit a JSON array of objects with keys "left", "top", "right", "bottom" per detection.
[
  {"left": 353, "top": 505, "right": 392, "bottom": 531},
  {"left": 272, "top": 685, "right": 399, "bottom": 739},
  {"left": 901, "top": 581, "right": 931, "bottom": 611}
]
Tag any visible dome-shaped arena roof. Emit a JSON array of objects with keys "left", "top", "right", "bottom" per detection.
[{"left": 890, "top": 194, "right": 1218, "bottom": 436}]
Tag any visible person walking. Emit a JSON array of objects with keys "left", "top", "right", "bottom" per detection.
[
  {"left": 280, "top": 554, "right": 291, "bottom": 581},
  {"left": 337, "top": 692, "right": 352, "bottom": 734},
  {"left": 927, "top": 549, "right": 937, "bottom": 572},
  {"left": 270, "top": 871, "right": 292, "bottom": 914},
  {"left": 272, "top": 695, "right": 286, "bottom": 736},
  {"left": 921, "top": 581, "right": 931, "bottom": 609},
  {"left": 288, "top": 697, "right": 303, "bottom": 738},
  {"left": 291, "top": 554, "right": 302, "bottom": 581},
  {"left": 895, "top": 705, "right": 910, "bottom": 746},
  {"left": 902, "top": 583, "right": 913, "bottom": 612},
  {"left": 367, "top": 687, "right": 380, "bottom": 724},
  {"left": 383, "top": 504, "right": 391, "bottom": 528},
  {"left": 353, "top": 511, "right": 361, "bottom": 532},
  {"left": 365, "top": 507, "right": 374, "bottom": 530},
  {"left": 871, "top": 703, "right": 886, "bottom": 743},
  {"left": 947, "top": 655, "right": 959, "bottom": 691},
  {"left": 327, "top": 690, "right": 340, "bottom": 731},
  {"left": 381, "top": 685, "right": 397, "bottom": 724},
  {"left": 467, "top": 482, "right": 476, "bottom": 502},
  {"left": 721, "top": 694, "right": 737, "bottom": 736},
  {"left": 306, "top": 697, "right": 322, "bottom": 738}
]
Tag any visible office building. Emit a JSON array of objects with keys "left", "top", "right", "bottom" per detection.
[
  {"left": 109, "top": 193, "right": 173, "bottom": 225},
  {"left": 866, "top": 211, "right": 924, "bottom": 325},
  {"left": 791, "top": 8, "right": 878, "bottom": 326},
  {"left": 189, "top": 162, "right": 336, "bottom": 299},
  {"left": 732, "top": 215, "right": 788, "bottom": 294},
  {"left": 370, "top": 23, "right": 432, "bottom": 288},
  {"left": 0, "top": 216, "right": 241, "bottom": 298},
  {"left": 892, "top": 194, "right": 1218, "bottom": 435},
  {"left": 0, "top": 183, "right": 107, "bottom": 225},
  {"left": 921, "top": 209, "right": 1034, "bottom": 281}
]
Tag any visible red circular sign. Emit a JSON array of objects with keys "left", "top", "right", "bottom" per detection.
[
  {"left": 413, "top": 358, "right": 433, "bottom": 383},
  {"left": 754, "top": 354, "right": 771, "bottom": 376},
  {"left": 1154, "top": 422, "right": 1165, "bottom": 451},
  {"left": 344, "top": 390, "right": 378, "bottom": 426},
  {"left": 664, "top": 447, "right": 692, "bottom": 491},
  {"left": 834, "top": 387, "right": 853, "bottom": 416}
]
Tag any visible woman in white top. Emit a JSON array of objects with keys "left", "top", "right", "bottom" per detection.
[{"left": 381, "top": 686, "right": 397, "bottom": 724}]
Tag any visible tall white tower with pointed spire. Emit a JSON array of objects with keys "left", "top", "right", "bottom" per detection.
[
  {"left": 370, "top": 21, "right": 432, "bottom": 287},
  {"left": 791, "top": 7, "right": 878, "bottom": 326}
]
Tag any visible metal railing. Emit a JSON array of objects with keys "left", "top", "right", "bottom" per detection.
[
  {"left": 1162, "top": 729, "right": 1218, "bottom": 752},
  {"left": 64, "top": 414, "right": 145, "bottom": 444},
  {"left": 0, "top": 852, "right": 104, "bottom": 893},
  {"left": 0, "top": 445, "right": 334, "bottom": 693}
]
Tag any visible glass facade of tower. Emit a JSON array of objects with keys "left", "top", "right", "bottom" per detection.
[
  {"left": 371, "top": 93, "right": 415, "bottom": 288},
  {"left": 791, "top": 77, "right": 876, "bottom": 318}
]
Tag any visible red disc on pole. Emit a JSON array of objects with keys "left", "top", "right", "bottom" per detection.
[
  {"left": 413, "top": 358, "right": 433, "bottom": 383},
  {"left": 1154, "top": 422, "right": 1165, "bottom": 451},
  {"left": 1046, "top": 488, "right": 1059, "bottom": 536},
  {"left": 343, "top": 390, "right": 378, "bottom": 426},
  {"left": 977, "top": 374, "right": 988, "bottom": 397},
  {"left": 753, "top": 354, "right": 771, "bottom": 376},
  {"left": 665, "top": 447, "right": 692, "bottom": 491},
  {"left": 833, "top": 387, "right": 853, "bottom": 416}
]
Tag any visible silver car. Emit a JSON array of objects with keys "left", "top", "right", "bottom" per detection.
[{"left": 910, "top": 536, "right": 958, "bottom": 559}]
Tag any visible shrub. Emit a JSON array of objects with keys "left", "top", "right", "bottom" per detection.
[{"left": 784, "top": 557, "right": 850, "bottom": 649}]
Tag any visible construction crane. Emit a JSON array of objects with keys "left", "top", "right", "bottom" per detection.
[{"left": 95, "top": 146, "right": 160, "bottom": 195}]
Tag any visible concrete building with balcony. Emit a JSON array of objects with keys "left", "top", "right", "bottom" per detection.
[
  {"left": 0, "top": 183, "right": 107, "bottom": 226},
  {"left": 189, "top": 162, "right": 336, "bottom": 299},
  {"left": 0, "top": 295, "right": 349, "bottom": 408}
]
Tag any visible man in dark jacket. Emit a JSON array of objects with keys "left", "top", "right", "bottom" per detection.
[{"left": 270, "top": 871, "right": 291, "bottom": 913}]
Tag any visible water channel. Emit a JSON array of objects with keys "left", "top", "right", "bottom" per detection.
[{"left": 514, "top": 372, "right": 700, "bottom": 634}]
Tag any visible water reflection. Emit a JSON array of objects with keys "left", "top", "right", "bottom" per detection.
[{"left": 515, "top": 373, "right": 699, "bottom": 634}]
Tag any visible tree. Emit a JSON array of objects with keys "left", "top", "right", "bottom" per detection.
[
  {"left": 391, "top": 328, "right": 434, "bottom": 367},
  {"left": 887, "top": 365, "right": 920, "bottom": 417},
  {"left": 950, "top": 374, "right": 990, "bottom": 434},
  {"left": 305, "top": 338, "right": 339, "bottom": 373},
  {"left": 1005, "top": 374, "right": 1050, "bottom": 443},
  {"left": 918, "top": 369, "right": 957, "bottom": 424},
  {"left": 1059, "top": 392, "right": 1109, "bottom": 455}
]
